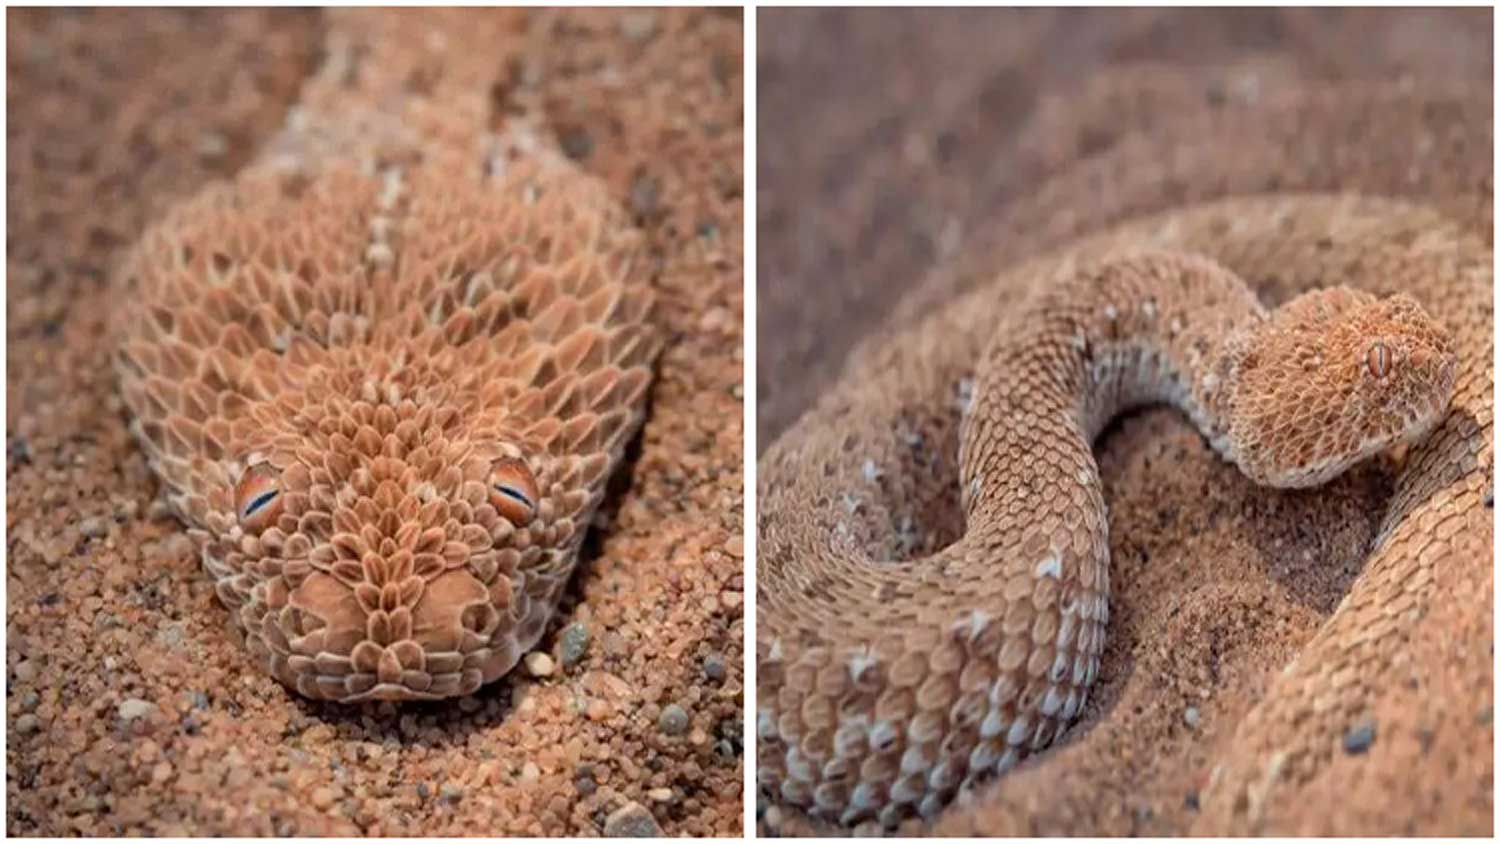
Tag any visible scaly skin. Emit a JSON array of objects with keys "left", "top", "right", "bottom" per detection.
[
  {"left": 756, "top": 194, "right": 1486, "bottom": 830},
  {"left": 113, "top": 9, "right": 660, "bottom": 702}
]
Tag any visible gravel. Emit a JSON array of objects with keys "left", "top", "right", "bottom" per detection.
[
  {"left": 524, "top": 651, "right": 555, "bottom": 677},
  {"left": 558, "top": 622, "right": 592, "bottom": 667},
  {"left": 657, "top": 703, "right": 690, "bottom": 736},
  {"left": 604, "top": 801, "right": 663, "bottom": 837},
  {"left": 117, "top": 698, "right": 159, "bottom": 723}
]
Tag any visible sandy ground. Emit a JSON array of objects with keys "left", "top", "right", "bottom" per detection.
[
  {"left": 7, "top": 8, "right": 742, "bottom": 837},
  {"left": 757, "top": 8, "right": 1491, "bottom": 837}
]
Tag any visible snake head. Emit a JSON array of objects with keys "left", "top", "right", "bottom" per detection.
[
  {"left": 1224, "top": 287, "right": 1457, "bottom": 488},
  {"left": 115, "top": 154, "right": 658, "bottom": 706},
  {"left": 197, "top": 352, "right": 614, "bottom": 704},
  {"left": 1354, "top": 294, "right": 1460, "bottom": 443}
]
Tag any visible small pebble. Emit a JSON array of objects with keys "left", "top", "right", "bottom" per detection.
[
  {"left": 559, "top": 622, "right": 591, "bottom": 667},
  {"left": 1183, "top": 706, "right": 1200, "bottom": 728},
  {"left": 79, "top": 516, "right": 107, "bottom": 539},
  {"left": 1343, "top": 720, "right": 1377, "bottom": 754},
  {"left": 520, "top": 761, "right": 540, "bottom": 782},
  {"left": 646, "top": 787, "right": 674, "bottom": 802},
  {"left": 702, "top": 653, "right": 726, "bottom": 682},
  {"left": 658, "top": 703, "right": 690, "bottom": 736},
  {"left": 13, "top": 659, "right": 38, "bottom": 684},
  {"left": 118, "top": 698, "right": 158, "bottom": 723},
  {"left": 603, "top": 800, "right": 662, "bottom": 837},
  {"left": 560, "top": 128, "right": 594, "bottom": 161},
  {"left": 440, "top": 783, "right": 464, "bottom": 803},
  {"left": 525, "top": 651, "right": 555, "bottom": 678},
  {"left": 15, "top": 714, "right": 39, "bottom": 735},
  {"left": 575, "top": 765, "right": 597, "bottom": 796},
  {"left": 310, "top": 786, "right": 336, "bottom": 810}
]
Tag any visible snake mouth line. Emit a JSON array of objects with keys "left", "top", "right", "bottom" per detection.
[{"left": 338, "top": 682, "right": 451, "bottom": 703}]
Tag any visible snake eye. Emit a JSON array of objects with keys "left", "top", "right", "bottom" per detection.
[
  {"left": 234, "top": 463, "right": 283, "bottom": 532},
  {"left": 1366, "top": 341, "right": 1391, "bottom": 379},
  {"left": 489, "top": 457, "right": 538, "bottom": 526}
]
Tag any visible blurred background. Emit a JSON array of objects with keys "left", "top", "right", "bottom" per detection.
[{"left": 756, "top": 7, "right": 1491, "bottom": 448}]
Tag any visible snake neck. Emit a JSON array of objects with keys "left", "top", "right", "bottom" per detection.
[
  {"left": 258, "top": 10, "right": 518, "bottom": 181},
  {"left": 958, "top": 251, "right": 1266, "bottom": 521}
]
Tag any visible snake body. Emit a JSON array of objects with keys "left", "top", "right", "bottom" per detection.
[
  {"left": 113, "top": 11, "right": 659, "bottom": 702},
  {"left": 757, "top": 184, "right": 1490, "bottom": 827}
]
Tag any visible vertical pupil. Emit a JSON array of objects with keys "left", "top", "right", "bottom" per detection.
[
  {"left": 244, "top": 489, "right": 278, "bottom": 517},
  {"left": 496, "top": 484, "right": 533, "bottom": 508}
]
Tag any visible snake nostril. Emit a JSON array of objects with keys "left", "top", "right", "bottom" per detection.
[{"left": 460, "top": 603, "right": 497, "bottom": 634}]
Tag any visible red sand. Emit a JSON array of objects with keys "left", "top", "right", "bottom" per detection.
[{"left": 8, "top": 9, "right": 744, "bottom": 836}]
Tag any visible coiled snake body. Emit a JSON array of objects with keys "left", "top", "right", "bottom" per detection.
[{"left": 757, "top": 191, "right": 1489, "bottom": 829}]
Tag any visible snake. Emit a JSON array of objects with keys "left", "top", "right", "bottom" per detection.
[
  {"left": 755, "top": 90, "right": 1492, "bottom": 830},
  {"left": 112, "top": 10, "right": 659, "bottom": 702}
]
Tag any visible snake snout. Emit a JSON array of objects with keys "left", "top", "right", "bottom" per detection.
[{"left": 253, "top": 567, "right": 498, "bottom": 702}]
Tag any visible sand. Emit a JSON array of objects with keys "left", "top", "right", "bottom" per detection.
[
  {"left": 7, "top": 8, "right": 743, "bottom": 837},
  {"left": 757, "top": 8, "right": 1491, "bottom": 837}
]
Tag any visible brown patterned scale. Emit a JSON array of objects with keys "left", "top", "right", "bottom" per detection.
[
  {"left": 756, "top": 194, "right": 1483, "bottom": 829},
  {"left": 115, "top": 152, "right": 659, "bottom": 702}
]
